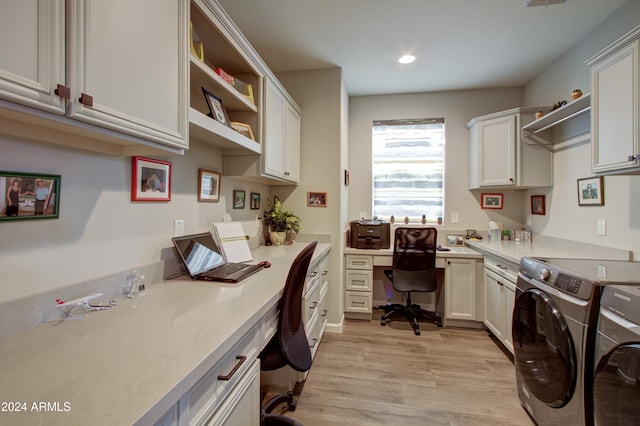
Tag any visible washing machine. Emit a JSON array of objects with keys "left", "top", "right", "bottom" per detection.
[{"left": 593, "top": 285, "right": 640, "bottom": 425}]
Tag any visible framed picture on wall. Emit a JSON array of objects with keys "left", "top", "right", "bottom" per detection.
[
  {"left": 531, "top": 195, "right": 545, "bottom": 215},
  {"left": 233, "top": 190, "right": 246, "bottom": 209},
  {"left": 307, "top": 192, "right": 327, "bottom": 207},
  {"left": 198, "top": 169, "right": 221, "bottom": 202},
  {"left": 0, "top": 171, "right": 61, "bottom": 221},
  {"left": 577, "top": 176, "right": 604, "bottom": 206},
  {"left": 250, "top": 193, "right": 260, "bottom": 209},
  {"left": 131, "top": 157, "right": 172, "bottom": 202},
  {"left": 481, "top": 193, "right": 503, "bottom": 209}
]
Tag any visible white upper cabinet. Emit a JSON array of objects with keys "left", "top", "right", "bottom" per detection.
[
  {"left": 0, "top": 0, "right": 188, "bottom": 155},
  {"left": 467, "top": 107, "right": 553, "bottom": 189},
  {"left": 588, "top": 25, "right": 640, "bottom": 175},
  {"left": 0, "top": 0, "right": 65, "bottom": 114}
]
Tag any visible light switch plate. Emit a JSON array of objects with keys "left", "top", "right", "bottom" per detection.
[
  {"left": 174, "top": 219, "right": 184, "bottom": 237},
  {"left": 597, "top": 218, "right": 606, "bottom": 236},
  {"left": 451, "top": 212, "right": 459, "bottom": 224}
]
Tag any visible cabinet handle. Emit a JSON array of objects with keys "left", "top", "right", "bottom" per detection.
[
  {"left": 309, "top": 338, "right": 318, "bottom": 349},
  {"left": 322, "top": 309, "right": 327, "bottom": 317},
  {"left": 309, "top": 271, "right": 318, "bottom": 278},
  {"left": 629, "top": 155, "right": 637, "bottom": 161},
  {"left": 284, "top": 171, "right": 290, "bottom": 176},
  {"left": 217, "top": 355, "right": 247, "bottom": 381},
  {"left": 55, "top": 84, "right": 70, "bottom": 100},
  {"left": 509, "top": 178, "right": 514, "bottom": 182},
  {"left": 309, "top": 301, "right": 318, "bottom": 309},
  {"left": 322, "top": 270, "right": 328, "bottom": 276},
  {"left": 79, "top": 93, "right": 94, "bottom": 107},
  {"left": 352, "top": 261, "right": 366, "bottom": 266}
]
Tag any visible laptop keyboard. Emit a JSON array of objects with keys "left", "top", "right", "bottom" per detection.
[{"left": 206, "top": 263, "right": 248, "bottom": 277}]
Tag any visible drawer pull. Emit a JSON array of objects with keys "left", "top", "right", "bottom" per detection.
[
  {"left": 79, "top": 92, "right": 94, "bottom": 107},
  {"left": 352, "top": 280, "right": 366, "bottom": 285},
  {"left": 351, "top": 301, "right": 365, "bottom": 306},
  {"left": 309, "top": 338, "right": 318, "bottom": 349},
  {"left": 309, "top": 301, "right": 318, "bottom": 309},
  {"left": 55, "top": 83, "right": 70, "bottom": 99},
  {"left": 322, "top": 309, "right": 328, "bottom": 317},
  {"left": 310, "top": 271, "right": 318, "bottom": 278},
  {"left": 352, "top": 261, "right": 366, "bottom": 266},
  {"left": 217, "top": 355, "right": 247, "bottom": 381},
  {"left": 322, "top": 270, "right": 328, "bottom": 276}
]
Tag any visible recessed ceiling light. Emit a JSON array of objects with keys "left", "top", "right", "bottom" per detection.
[{"left": 398, "top": 55, "right": 416, "bottom": 64}]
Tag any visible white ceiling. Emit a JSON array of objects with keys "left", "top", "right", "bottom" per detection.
[{"left": 216, "top": 0, "right": 628, "bottom": 96}]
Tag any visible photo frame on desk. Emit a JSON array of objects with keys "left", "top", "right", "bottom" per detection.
[
  {"left": 202, "top": 87, "right": 230, "bottom": 127},
  {"left": 0, "top": 171, "right": 61, "bottom": 221},
  {"left": 230, "top": 122, "right": 255, "bottom": 141}
]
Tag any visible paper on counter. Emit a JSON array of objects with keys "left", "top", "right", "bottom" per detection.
[{"left": 213, "top": 222, "right": 253, "bottom": 263}]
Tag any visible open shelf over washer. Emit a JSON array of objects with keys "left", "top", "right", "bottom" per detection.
[{"left": 522, "top": 93, "right": 591, "bottom": 145}]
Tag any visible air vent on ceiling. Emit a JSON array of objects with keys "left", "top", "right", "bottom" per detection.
[{"left": 522, "top": 0, "right": 568, "bottom": 7}]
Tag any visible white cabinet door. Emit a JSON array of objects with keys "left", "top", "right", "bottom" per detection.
[
  {"left": 0, "top": 0, "right": 65, "bottom": 114},
  {"left": 284, "top": 102, "right": 301, "bottom": 182},
  {"left": 503, "top": 283, "right": 515, "bottom": 354},
  {"left": 445, "top": 258, "right": 477, "bottom": 321},
  {"left": 66, "top": 0, "right": 188, "bottom": 149},
  {"left": 470, "top": 114, "right": 516, "bottom": 187},
  {"left": 484, "top": 270, "right": 505, "bottom": 341},
  {"left": 590, "top": 38, "right": 640, "bottom": 173}
]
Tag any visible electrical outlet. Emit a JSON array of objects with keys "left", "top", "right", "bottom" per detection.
[
  {"left": 451, "top": 212, "right": 459, "bottom": 224},
  {"left": 359, "top": 211, "right": 367, "bottom": 220},
  {"left": 256, "top": 215, "right": 261, "bottom": 228},
  {"left": 174, "top": 219, "right": 184, "bottom": 237},
  {"left": 597, "top": 218, "right": 606, "bottom": 236}
]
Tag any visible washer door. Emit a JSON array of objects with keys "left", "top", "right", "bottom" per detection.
[
  {"left": 512, "top": 288, "right": 577, "bottom": 408},
  {"left": 594, "top": 343, "right": 640, "bottom": 424}
]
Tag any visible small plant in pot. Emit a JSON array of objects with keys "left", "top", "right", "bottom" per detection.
[{"left": 263, "top": 196, "right": 301, "bottom": 246}]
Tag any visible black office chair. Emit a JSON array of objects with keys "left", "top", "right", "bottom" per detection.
[
  {"left": 260, "top": 240, "right": 317, "bottom": 426},
  {"left": 378, "top": 227, "right": 442, "bottom": 335}
]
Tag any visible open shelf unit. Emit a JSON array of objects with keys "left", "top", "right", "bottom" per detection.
[{"left": 522, "top": 93, "right": 591, "bottom": 145}]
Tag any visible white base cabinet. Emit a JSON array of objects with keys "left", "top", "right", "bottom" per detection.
[
  {"left": 588, "top": 25, "right": 640, "bottom": 175},
  {"left": 444, "top": 258, "right": 477, "bottom": 321},
  {"left": 483, "top": 256, "right": 517, "bottom": 354},
  {"left": 344, "top": 254, "right": 374, "bottom": 319}
]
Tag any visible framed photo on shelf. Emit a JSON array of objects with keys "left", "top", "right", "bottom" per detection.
[
  {"left": 481, "top": 193, "right": 503, "bottom": 209},
  {"left": 577, "top": 176, "right": 604, "bottom": 206},
  {"left": 250, "top": 193, "right": 261, "bottom": 210},
  {"left": 230, "top": 122, "right": 255, "bottom": 141},
  {"left": 0, "top": 171, "right": 61, "bottom": 221},
  {"left": 131, "top": 157, "right": 172, "bottom": 202},
  {"left": 233, "top": 190, "right": 246, "bottom": 209},
  {"left": 531, "top": 195, "right": 546, "bottom": 215},
  {"left": 197, "top": 169, "right": 221, "bottom": 202},
  {"left": 202, "top": 87, "right": 230, "bottom": 126},
  {"left": 307, "top": 192, "right": 327, "bottom": 207}
]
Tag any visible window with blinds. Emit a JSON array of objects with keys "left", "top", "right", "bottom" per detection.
[{"left": 372, "top": 118, "right": 445, "bottom": 222}]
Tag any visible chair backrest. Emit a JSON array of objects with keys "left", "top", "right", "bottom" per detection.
[
  {"left": 391, "top": 227, "right": 437, "bottom": 293},
  {"left": 277, "top": 240, "right": 317, "bottom": 372}
]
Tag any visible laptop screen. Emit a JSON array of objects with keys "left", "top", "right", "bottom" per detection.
[{"left": 172, "top": 233, "right": 226, "bottom": 276}]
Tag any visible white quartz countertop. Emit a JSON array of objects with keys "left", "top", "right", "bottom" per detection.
[
  {"left": 466, "top": 236, "right": 632, "bottom": 265},
  {"left": 0, "top": 242, "right": 330, "bottom": 426},
  {"left": 344, "top": 245, "right": 482, "bottom": 258}
]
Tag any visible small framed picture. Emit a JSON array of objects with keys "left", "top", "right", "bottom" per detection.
[
  {"left": 198, "top": 169, "right": 221, "bottom": 202},
  {"left": 1, "top": 171, "right": 61, "bottom": 221},
  {"left": 531, "top": 195, "right": 546, "bottom": 215},
  {"left": 250, "top": 192, "right": 261, "bottom": 210},
  {"left": 233, "top": 190, "right": 246, "bottom": 209},
  {"left": 307, "top": 192, "right": 327, "bottom": 207},
  {"left": 481, "top": 193, "right": 503, "bottom": 209},
  {"left": 202, "top": 87, "right": 230, "bottom": 126},
  {"left": 577, "top": 176, "right": 604, "bottom": 206},
  {"left": 132, "top": 157, "right": 171, "bottom": 202},
  {"left": 230, "top": 121, "right": 255, "bottom": 141}
]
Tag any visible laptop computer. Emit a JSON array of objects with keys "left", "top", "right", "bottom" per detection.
[{"left": 172, "top": 232, "right": 262, "bottom": 283}]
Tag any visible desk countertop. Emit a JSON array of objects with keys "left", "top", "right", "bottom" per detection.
[
  {"left": 0, "top": 242, "right": 330, "bottom": 426},
  {"left": 344, "top": 245, "right": 482, "bottom": 258}
]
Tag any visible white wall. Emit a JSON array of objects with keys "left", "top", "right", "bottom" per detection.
[
  {"left": 0, "top": 136, "right": 271, "bottom": 303},
  {"left": 348, "top": 87, "right": 529, "bottom": 238},
  {"left": 523, "top": 1, "right": 640, "bottom": 260}
]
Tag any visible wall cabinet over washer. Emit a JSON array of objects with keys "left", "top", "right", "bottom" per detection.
[
  {"left": 0, "top": 0, "right": 188, "bottom": 155},
  {"left": 588, "top": 25, "right": 640, "bottom": 175},
  {"left": 467, "top": 107, "right": 553, "bottom": 189}
]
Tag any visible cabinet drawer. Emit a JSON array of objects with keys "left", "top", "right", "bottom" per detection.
[
  {"left": 345, "top": 255, "right": 373, "bottom": 270},
  {"left": 345, "top": 270, "right": 372, "bottom": 291},
  {"left": 188, "top": 325, "right": 260, "bottom": 425},
  {"left": 304, "top": 279, "right": 322, "bottom": 324},
  {"left": 345, "top": 291, "right": 372, "bottom": 313}
]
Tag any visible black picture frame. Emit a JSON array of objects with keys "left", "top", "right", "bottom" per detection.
[
  {"left": 250, "top": 192, "right": 260, "bottom": 209},
  {"left": 1, "top": 171, "right": 61, "bottom": 221},
  {"left": 233, "top": 190, "right": 246, "bottom": 209},
  {"left": 202, "top": 87, "right": 231, "bottom": 127}
]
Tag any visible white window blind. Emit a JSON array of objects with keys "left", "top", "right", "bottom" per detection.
[{"left": 372, "top": 118, "right": 445, "bottom": 221}]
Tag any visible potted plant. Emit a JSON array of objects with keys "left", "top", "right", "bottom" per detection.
[{"left": 263, "top": 196, "right": 301, "bottom": 246}]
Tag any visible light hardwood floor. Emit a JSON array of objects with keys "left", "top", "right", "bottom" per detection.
[{"left": 283, "top": 316, "right": 534, "bottom": 426}]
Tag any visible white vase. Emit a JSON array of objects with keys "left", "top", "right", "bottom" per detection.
[{"left": 269, "top": 231, "right": 286, "bottom": 246}]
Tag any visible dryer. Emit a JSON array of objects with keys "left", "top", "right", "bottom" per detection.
[{"left": 593, "top": 285, "right": 640, "bottom": 425}]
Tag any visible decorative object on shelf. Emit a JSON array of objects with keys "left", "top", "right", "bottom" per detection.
[
  {"left": 551, "top": 100, "right": 567, "bottom": 111},
  {"left": 229, "top": 121, "right": 255, "bottom": 141},
  {"left": 437, "top": 216, "right": 443, "bottom": 225},
  {"left": 531, "top": 195, "right": 546, "bottom": 215},
  {"left": 189, "top": 22, "right": 204, "bottom": 63},
  {"left": 233, "top": 190, "right": 246, "bottom": 209},
  {"left": 250, "top": 192, "right": 260, "bottom": 210},
  {"left": 232, "top": 77, "right": 255, "bottom": 104},
  {"left": 535, "top": 110, "right": 545, "bottom": 119},
  {"left": 390, "top": 215, "right": 395, "bottom": 224},
  {"left": 502, "top": 230, "right": 511, "bottom": 240},
  {"left": 0, "top": 171, "right": 61, "bottom": 221},
  {"left": 480, "top": 193, "right": 503, "bottom": 209},
  {"left": 197, "top": 169, "right": 221, "bottom": 202},
  {"left": 213, "top": 67, "right": 234, "bottom": 85},
  {"left": 307, "top": 192, "right": 327, "bottom": 207},
  {"left": 421, "top": 214, "right": 426, "bottom": 224},
  {"left": 571, "top": 89, "right": 583, "bottom": 100},
  {"left": 577, "top": 176, "right": 604, "bottom": 206},
  {"left": 404, "top": 216, "right": 409, "bottom": 224},
  {"left": 263, "top": 196, "right": 301, "bottom": 246},
  {"left": 202, "top": 87, "right": 231, "bottom": 127},
  {"left": 131, "top": 157, "right": 171, "bottom": 202}
]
